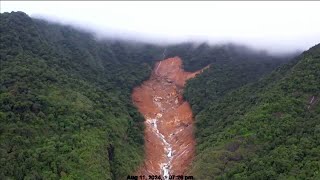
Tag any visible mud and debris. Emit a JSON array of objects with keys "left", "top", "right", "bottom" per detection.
[{"left": 132, "top": 57, "right": 206, "bottom": 177}]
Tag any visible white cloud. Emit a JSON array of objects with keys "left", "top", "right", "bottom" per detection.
[{"left": 1, "top": 1, "right": 320, "bottom": 53}]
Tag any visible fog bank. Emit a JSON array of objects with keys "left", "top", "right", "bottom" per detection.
[{"left": 2, "top": 1, "right": 320, "bottom": 54}]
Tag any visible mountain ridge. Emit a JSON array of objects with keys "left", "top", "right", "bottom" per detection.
[{"left": 1, "top": 11, "right": 318, "bottom": 179}]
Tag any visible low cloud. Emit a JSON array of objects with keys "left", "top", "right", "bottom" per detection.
[{"left": 2, "top": 1, "right": 320, "bottom": 54}]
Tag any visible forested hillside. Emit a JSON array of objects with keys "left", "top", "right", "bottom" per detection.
[
  {"left": 0, "top": 11, "right": 303, "bottom": 179},
  {"left": 166, "top": 43, "right": 293, "bottom": 114},
  {"left": 0, "top": 11, "right": 164, "bottom": 179},
  {"left": 186, "top": 44, "right": 320, "bottom": 179}
]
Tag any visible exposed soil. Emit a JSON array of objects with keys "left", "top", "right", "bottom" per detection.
[{"left": 132, "top": 56, "right": 206, "bottom": 178}]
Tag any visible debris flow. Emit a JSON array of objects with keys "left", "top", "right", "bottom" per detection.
[{"left": 132, "top": 57, "right": 207, "bottom": 178}]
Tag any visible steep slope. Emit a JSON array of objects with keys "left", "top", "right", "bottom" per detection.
[
  {"left": 132, "top": 57, "right": 206, "bottom": 178},
  {"left": 0, "top": 12, "right": 163, "bottom": 179},
  {"left": 186, "top": 44, "right": 320, "bottom": 179},
  {"left": 167, "top": 43, "right": 294, "bottom": 114},
  {"left": 0, "top": 11, "right": 297, "bottom": 180}
]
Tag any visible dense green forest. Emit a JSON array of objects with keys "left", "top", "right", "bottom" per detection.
[
  {"left": 166, "top": 43, "right": 293, "bottom": 114},
  {"left": 1, "top": 11, "right": 317, "bottom": 180},
  {"left": 186, "top": 44, "right": 320, "bottom": 179},
  {"left": 0, "top": 11, "right": 164, "bottom": 179}
]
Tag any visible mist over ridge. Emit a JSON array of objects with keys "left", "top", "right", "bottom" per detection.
[
  {"left": 1, "top": 9, "right": 320, "bottom": 180},
  {"left": 2, "top": 1, "right": 320, "bottom": 55},
  {"left": 30, "top": 13, "right": 303, "bottom": 57}
]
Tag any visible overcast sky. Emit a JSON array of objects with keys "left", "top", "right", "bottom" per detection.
[{"left": 2, "top": 1, "right": 320, "bottom": 54}]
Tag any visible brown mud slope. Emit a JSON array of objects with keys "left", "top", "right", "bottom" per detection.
[{"left": 132, "top": 56, "right": 207, "bottom": 178}]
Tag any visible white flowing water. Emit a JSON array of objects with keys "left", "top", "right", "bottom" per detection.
[{"left": 147, "top": 118, "right": 173, "bottom": 180}]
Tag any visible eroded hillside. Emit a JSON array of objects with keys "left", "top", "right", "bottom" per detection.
[{"left": 132, "top": 57, "right": 206, "bottom": 178}]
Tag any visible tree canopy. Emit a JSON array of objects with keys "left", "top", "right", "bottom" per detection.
[{"left": 1, "top": 11, "right": 314, "bottom": 180}]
